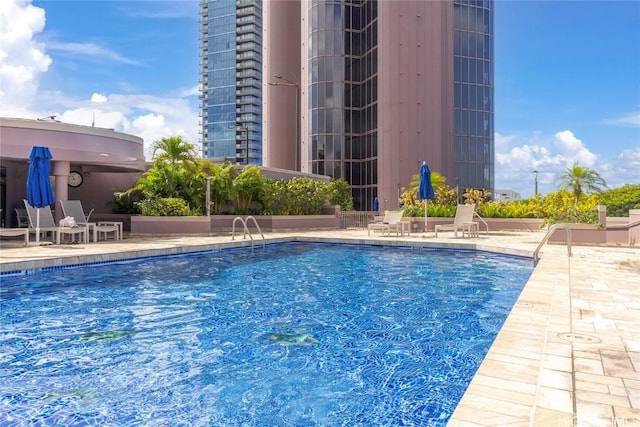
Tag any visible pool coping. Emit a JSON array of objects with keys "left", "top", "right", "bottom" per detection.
[{"left": 1, "top": 231, "right": 638, "bottom": 426}]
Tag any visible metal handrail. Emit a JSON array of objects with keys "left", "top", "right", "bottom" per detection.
[
  {"left": 244, "top": 215, "right": 265, "bottom": 249},
  {"left": 473, "top": 211, "right": 489, "bottom": 234},
  {"left": 231, "top": 215, "right": 265, "bottom": 250},
  {"left": 533, "top": 223, "right": 572, "bottom": 266}
]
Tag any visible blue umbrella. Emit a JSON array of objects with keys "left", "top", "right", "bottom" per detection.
[
  {"left": 418, "top": 161, "right": 435, "bottom": 232},
  {"left": 27, "top": 146, "right": 55, "bottom": 244},
  {"left": 373, "top": 197, "right": 379, "bottom": 214}
]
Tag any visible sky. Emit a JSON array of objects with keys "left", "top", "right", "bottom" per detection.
[{"left": 0, "top": 0, "right": 638, "bottom": 199}]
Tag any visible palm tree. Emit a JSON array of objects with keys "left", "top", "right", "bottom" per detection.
[
  {"left": 151, "top": 136, "right": 198, "bottom": 172},
  {"left": 557, "top": 162, "right": 607, "bottom": 204}
]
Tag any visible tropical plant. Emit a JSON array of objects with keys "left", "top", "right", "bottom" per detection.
[
  {"left": 400, "top": 170, "right": 457, "bottom": 209},
  {"left": 557, "top": 162, "right": 607, "bottom": 204},
  {"left": 540, "top": 190, "right": 600, "bottom": 226},
  {"left": 113, "top": 187, "right": 144, "bottom": 214},
  {"left": 597, "top": 184, "right": 640, "bottom": 217},
  {"left": 233, "top": 166, "right": 263, "bottom": 214},
  {"left": 433, "top": 186, "right": 458, "bottom": 206},
  {"left": 134, "top": 160, "right": 207, "bottom": 214},
  {"left": 408, "top": 170, "right": 447, "bottom": 193},
  {"left": 207, "top": 163, "right": 236, "bottom": 214},
  {"left": 463, "top": 188, "right": 492, "bottom": 207},
  {"left": 151, "top": 136, "right": 199, "bottom": 172},
  {"left": 126, "top": 135, "right": 208, "bottom": 214}
]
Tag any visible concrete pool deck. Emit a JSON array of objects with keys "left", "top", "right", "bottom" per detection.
[{"left": 1, "top": 229, "right": 638, "bottom": 426}]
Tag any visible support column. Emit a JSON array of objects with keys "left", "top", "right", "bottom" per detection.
[
  {"left": 597, "top": 205, "right": 607, "bottom": 229},
  {"left": 52, "top": 161, "right": 70, "bottom": 224}
]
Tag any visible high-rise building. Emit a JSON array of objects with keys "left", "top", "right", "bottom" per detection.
[
  {"left": 200, "top": 0, "right": 263, "bottom": 165},
  {"left": 263, "top": 0, "right": 494, "bottom": 211}
]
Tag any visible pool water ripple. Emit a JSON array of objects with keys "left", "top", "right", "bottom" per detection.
[{"left": 0, "top": 242, "right": 532, "bottom": 426}]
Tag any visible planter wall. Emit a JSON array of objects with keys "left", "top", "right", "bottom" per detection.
[
  {"left": 211, "top": 215, "right": 340, "bottom": 232},
  {"left": 408, "top": 217, "right": 544, "bottom": 232},
  {"left": 547, "top": 223, "right": 605, "bottom": 244},
  {"left": 131, "top": 214, "right": 340, "bottom": 235},
  {"left": 131, "top": 216, "right": 212, "bottom": 235}
]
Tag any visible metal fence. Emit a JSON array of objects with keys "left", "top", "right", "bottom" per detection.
[{"left": 339, "top": 211, "right": 377, "bottom": 230}]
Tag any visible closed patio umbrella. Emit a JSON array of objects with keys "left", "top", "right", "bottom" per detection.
[
  {"left": 418, "top": 161, "right": 435, "bottom": 233},
  {"left": 27, "top": 146, "right": 55, "bottom": 245}
]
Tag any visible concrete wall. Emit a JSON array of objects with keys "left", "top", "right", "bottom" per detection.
[{"left": 262, "top": 0, "right": 301, "bottom": 170}]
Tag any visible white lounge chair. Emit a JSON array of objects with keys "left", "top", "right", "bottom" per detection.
[
  {"left": 434, "top": 204, "right": 477, "bottom": 238},
  {"left": 368, "top": 209, "right": 407, "bottom": 236},
  {"left": 60, "top": 200, "right": 119, "bottom": 242},
  {"left": 24, "top": 200, "right": 88, "bottom": 244}
]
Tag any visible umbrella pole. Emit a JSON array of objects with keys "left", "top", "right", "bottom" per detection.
[
  {"left": 424, "top": 200, "right": 428, "bottom": 233},
  {"left": 36, "top": 208, "right": 41, "bottom": 244}
]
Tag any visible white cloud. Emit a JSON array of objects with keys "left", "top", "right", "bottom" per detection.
[
  {"left": 493, "top": 129, "right": 625, "bottom": 198},
  {"left": 0, "top": 0, "right": 199, "bottom": 162},
  {"left": 494, "top": 131, "right": 516, "bottom": 149},
  {"left": 553, "top": 130, "right": 597, "bottom": 167},
  {"left": 90, "top": 93, "right": 107, "bottom": 103},
  {"left": 49, "top": 93, "right": 199, "bottom": 159},
  {"left": 599, "top": 147, "right": 640, "bottom": 189},
  {"left": 0, "top": 0, "right": 51, "bottom": 115},
  {"left": 46, "top": 41, "right": 140, "bottom": 65},
  {"left": 495, "top": 125, "right": 640, "bottom": 198},
  {"left": 603, "top": 112, "right": 640, "bottom": 127}
]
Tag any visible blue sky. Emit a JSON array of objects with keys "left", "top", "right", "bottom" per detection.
[{"left": 1, "top": 0, "right": 638, "bottom": 198}]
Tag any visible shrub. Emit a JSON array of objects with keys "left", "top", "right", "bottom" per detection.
[
  {"left": 138, "top": 197, "right": 191, "bottom": 216},
  {"left": 286, "top": 177, "right": 328, "bottom": 215},
  {"left": 327, "top": 178, "right": 354, "bottom": 211},
  {"left": 598, "top": 184, "right": 640, "bottom": 217},
  {"left": 540, "top": 190, "right": 600, "bottom": 226},
  {"left": 260, "top": 178, "right": 289, "bottom": 215}
]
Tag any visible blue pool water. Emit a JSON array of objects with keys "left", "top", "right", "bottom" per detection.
[{"left": 0, "top": 242, "right": 533, "bottom": 426}]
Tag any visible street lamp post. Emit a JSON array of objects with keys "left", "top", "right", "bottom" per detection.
[
  {"left": 229, "top": 123, "right": 249, "bottom": 165},
  {"left": 532, "top": 170, "right": 539, "bottom": 196},
  {"left": 268, "top": 74, "right": 300, "bottom": 171}
]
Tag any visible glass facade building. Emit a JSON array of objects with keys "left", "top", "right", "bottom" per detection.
[
  {"left": 264, "top": 0, "right": 495, "bottom": 210},
  {"left": 200, "top": 0, "right": 263, "bottom": 164},
  {"left": 453, "top": 0, "right": 494, "bottom": 192},
  {"left": 307, "top": 1, "right": 379, "bottom": 210}
]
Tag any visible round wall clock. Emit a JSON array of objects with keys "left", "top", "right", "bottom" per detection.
[{"left": 68, "top": 171, "right": 83, "bottom": 187}]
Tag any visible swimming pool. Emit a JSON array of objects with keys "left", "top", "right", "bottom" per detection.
[{"left": 0, "top": 242, "right": 533, "bottom": 426}]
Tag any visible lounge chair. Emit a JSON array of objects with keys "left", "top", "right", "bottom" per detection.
[
  {"left": 14, "top": 208, "right": 29, "bottom": 227},
  {"left": 24, "top": 200, "right": 88, "bottom": 244},
  {"left": 434, "top": 204, "right": 477, "bottom": 238},
  {"left": 60, "top": 200, "right": 119, "bottom": 241},
  {"left": 368, "top": 209, "right": 407, "bottom": 236},
  {"left": 0, "top": 227, "right": 30, "bottom": 245},
  {"left": 0, "top": 208, "right": 29, "bottom": 245},
  {"left": 59, "top": 200, "right": 94, "bottom": 223}
]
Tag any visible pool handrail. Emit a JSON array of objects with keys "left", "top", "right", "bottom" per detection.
[
  {"left": 533, "top": 223, "right": 572, "bottom": 266},
  {"left": 231, "top": 215, "right": 265, "bottom": 250}
]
